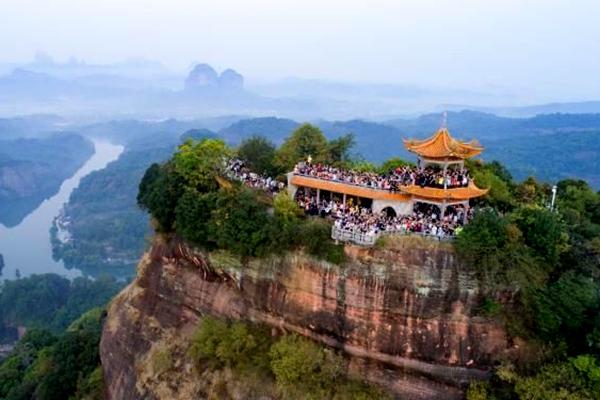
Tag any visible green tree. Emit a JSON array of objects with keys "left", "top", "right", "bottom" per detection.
[
  {"left": 269, "top": 334, "right": 345, "bottom": 398},
  {"left": 188, "top": 317, "right": 272, "bottom": 373},
  {"left": 298, "top": 219, "right": 345, "bottom": 264},
  {"left": 172, "top": 138, "right": 231, "bottom": 192},
  {"left": 471, "top": 167, "right": 515, "bottom": 212},
  {"left": 275, "top": 124, "right": 328, "bottom": 171},
  {"left": 513, "top": 356, "right": 600, "bottom": 400},
  {"left": 137, "top": 162, "right": 185, "bottom": 231},
  {"left": 515, "top": 177, "right": 551, "bottom": 206},
  {"left": 511, "top": 206, "right": 569, "bottom": 267},
  {"left": 175, "top": 189, "right": 219, "bottom": 247},
  {"left": 237, "top": 135, "right": 279, "bottom": 176},
  {"left": 326, "top": 133, "right": 355, "bottom": 165},
  {"left": 379, "top": 157, "right": 414, "bottom": 174},
  {"left": 533, "top": 272, "right": 600, "bottom": 349},
  {"left": 209, "top": 188, "right": 272, "bottom": 257}
]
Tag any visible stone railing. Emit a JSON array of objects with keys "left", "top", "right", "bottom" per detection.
[
  {"left": 331, "top": 225, "right": 454, "bottom": 246},
  {"left": 331, "top": 225, "right": 379, "bottom": 246}
]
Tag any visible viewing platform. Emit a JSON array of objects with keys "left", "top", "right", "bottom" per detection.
[
  {"left": 288, "top": 173, "right": 413, "bottom": 215},
  {"left": 284, "top": 118, "right": 489, "bottom": 245}
]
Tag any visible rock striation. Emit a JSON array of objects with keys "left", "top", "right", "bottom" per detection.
[{"left": 101, "top": 235, "right": 517, "bottom": 399}]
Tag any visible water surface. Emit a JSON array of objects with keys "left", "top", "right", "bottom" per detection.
[{"left": 0, "top": 140, "right": 123, "bottom": 280}]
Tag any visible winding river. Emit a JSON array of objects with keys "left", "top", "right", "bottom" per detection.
[{"left": 0, "top": 140, "right": 123, "bottom": 280}]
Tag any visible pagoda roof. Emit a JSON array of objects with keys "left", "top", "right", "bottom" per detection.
[
  {"left": 403, "top": 128, "right": 483, "bottom": 160},
  {"left": 400, "top": 182, "right": 489, "bottom": 201}
]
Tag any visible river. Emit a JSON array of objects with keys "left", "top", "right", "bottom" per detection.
[{"left": 0, "top": 140, "right": 124, "bottom": 280}]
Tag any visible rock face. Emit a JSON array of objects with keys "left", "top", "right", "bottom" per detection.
[{"left": 101, "top": 235, "right": 515, "bottom": 400}]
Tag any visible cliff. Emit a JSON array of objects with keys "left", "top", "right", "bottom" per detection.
[{"left": 101, "top": 235, "right": 517, "bottom": 399}]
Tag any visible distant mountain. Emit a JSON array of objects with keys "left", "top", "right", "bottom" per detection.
[
  {"left": 218, "top": 117, "right": 300, "bottom": 145},
  {"left": 386, "top": 110, "right": 600, "bottom": 140},
  {"left": 443, "top": 101, "right": 600, "bottom": 118},
  {"left": 180, "top": 128, "right": 218, "bottom": 142},
  {"left": 0, "top": 114, "right": 65, "bottom": 139},
  {"left": 317, "top": 119, "right": 412, "bottom": 162},
  {"left": 485, "top": 130, "right": 600, "bottom": 188},
  {"left": 385, "top": 110, "right": 525, "bottom": 141},
  {"left": 184, "top": 64, "right": 244, "bottom": 93}
]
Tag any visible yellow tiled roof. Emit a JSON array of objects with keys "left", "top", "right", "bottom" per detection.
[
  {"left": 403, "top": 128, "right": 483, "bottom": 159},
  {"left": 291, "top": 175, "right": 488, "bottom": 202},
  {"left": 400, "top": 182, "right": 489, "bottom": 201}
]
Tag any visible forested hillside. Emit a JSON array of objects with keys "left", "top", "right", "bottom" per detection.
[
  {"left": 51, "top": 146, "right": 174, "bottom": 278},
  {"left": 0, "top": 133, "right": 94, "bottom": 227}
]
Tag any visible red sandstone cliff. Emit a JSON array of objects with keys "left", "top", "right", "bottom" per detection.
[{"left": 100, "top": 235, "right": 516, "bottom": 399}]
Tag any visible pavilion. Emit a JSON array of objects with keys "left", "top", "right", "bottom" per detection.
[
  {"left": 286, "top": 122, "right": 488, "bottom": 221},
  {"left": 402, "top": 125, "right": 488, "bottom": 221}
]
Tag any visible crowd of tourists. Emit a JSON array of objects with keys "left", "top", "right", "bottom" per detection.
[
  {"left": 225, "top": 159, "right": 284, "bottom": 194},
  {"left": 295, "top": 188, "right": 470, "bottom": 239},
  {"left": 228, "top": 158, "right": 471, "bottom": 241},
  {"left": 293, "top": 162, "right": 470, "bottom": 191}
]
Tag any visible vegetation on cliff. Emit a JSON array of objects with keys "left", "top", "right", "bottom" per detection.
[
  {"left": 137, "top": 125, "right": 351, "bottom": 263},
  {"left": 184, "top": 316, "right": 389, "bottom": 399},
  {"left": 455, "top": 169, "right": 600, "bottom": 398}
]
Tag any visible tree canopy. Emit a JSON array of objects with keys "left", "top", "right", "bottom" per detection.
[{"left": 275, "top": 123, "right": 329, "bottom": 171}]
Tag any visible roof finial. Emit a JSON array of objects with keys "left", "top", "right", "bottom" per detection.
[{"left": 440, "top": 111, "right": 448, "bottom": 130}]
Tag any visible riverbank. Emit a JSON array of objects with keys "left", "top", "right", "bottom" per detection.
[{"left": 0, "top": 140, "right": 123, "bottom": 280}]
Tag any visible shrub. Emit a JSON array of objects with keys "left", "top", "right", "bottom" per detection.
[
  {"left": 188, "top": 317, "right": 272, "bottom": 373},
  {"left": 298, "top": 219, "right": 345, "bottom": 264},
  {"left": 209, "top": 188, "right": 273, "bottom": 257},
  {"left": 466, "top": 381, "right": 491, "bottom": 400},
  {"left": 175, "top": 189, "right": 218, "bottom": 247},
  {"left": 269, "top": 334, "right": 345, "bottom": 397}
]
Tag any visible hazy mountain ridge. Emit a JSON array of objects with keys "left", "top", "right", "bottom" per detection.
[{"left": 6, "top": 57, "right": 600, "bottom": 120}]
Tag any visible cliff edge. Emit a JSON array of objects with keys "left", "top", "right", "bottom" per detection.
[{"left": 100, "top": 235, "right": 516, "bottom": 399}]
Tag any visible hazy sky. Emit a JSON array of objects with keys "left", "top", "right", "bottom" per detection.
[{"left": 2, "top": 0, "right": 600, "bottom": 100}]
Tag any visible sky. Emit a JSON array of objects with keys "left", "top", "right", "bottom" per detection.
[{"left": 1, "top": 0, "right": 600, "bottom": 100}]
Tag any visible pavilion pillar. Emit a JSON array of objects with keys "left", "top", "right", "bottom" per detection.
[
  {"left": 343, "top": 193, "right": 347, "bottom": 206},
  {"left": 441, "top": 200, "right": 447, "bottom": 219},
  {"left": 316, "top": 189, "right": 320, "bottom": 203},
  {"left": 443, "top": 160, "right": 448, "bottom": 190},
  {"left": 463, "top": 201, "right": 470, "bottom": 225}
]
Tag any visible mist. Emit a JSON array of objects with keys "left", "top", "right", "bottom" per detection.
[{"left": 1, "top": 0, "right": 600, "bottom": 120}]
